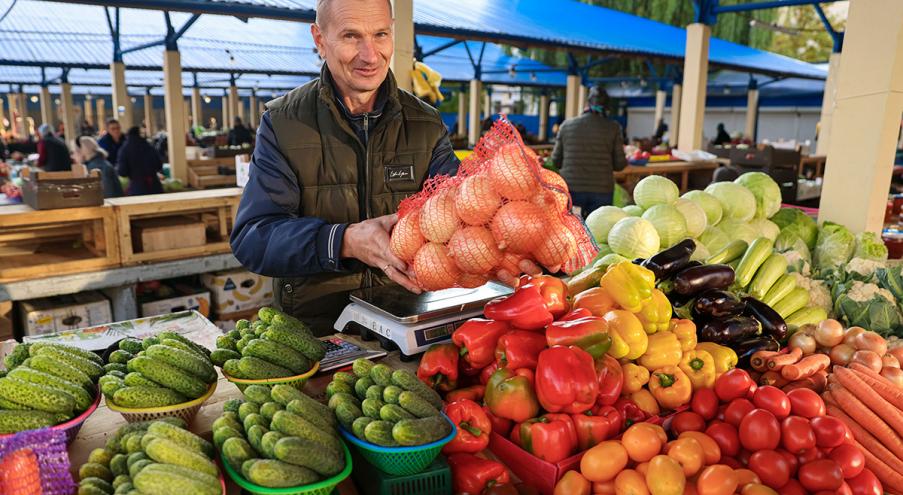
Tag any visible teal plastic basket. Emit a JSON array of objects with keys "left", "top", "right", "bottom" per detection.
[
  {"left": 221, "top": 442, "right": 352, "bottom": 495},
  {"left": 351, "top": 447, "right": 451, "bottom": 495},
  {"left": 339, "top": 414, "right": 457, "bottom": 476}
]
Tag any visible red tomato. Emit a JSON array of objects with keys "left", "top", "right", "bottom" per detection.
[
  {"left": 786, "top": 388, "right": 826, "bottom": 418},
  {"left": 781, "top": 416, "right": 816, "bottom": 454},
  {"left": 810, "top": 416, "right": 847, "bottom": 449},
  {"left": 846, "top": 468, "right": 883, "bottom": 495},
  {"left": 691, "top": 388, "right": 719, "bottom": 420},
  {"left": 724, "top": 399, "right": 755, "bottom": 428},
  {"left": 798, "top": 447, "right": 826, "bottom": 465},
  {"left": 748, "top": 449, "right": 791, "bottom": 489},
  {"left": 671, "top": 411, "right": 706, "bottom": 434},
  {"left": 752, "top": 386, "right": 790, "bottom": 418},
  {"left": 777, "top": 449, "right": 799, "bottom": 477},
  {"left": 719, "top": 456, "right": 741, "bottom": 469},
  {"left": 799, "top": 459, "right": 844, "bottom": 492},
  {"left": 737, "top": 449, "right": 752, "bottom": 467},
  {"left": 844, "top": 423, "right": 856, "bottom": 445},
  {"left": 830, "top": 444, "right": 866, "bottom": 479},
  {"left": 716, "top": 404, "right": 727, "bottom": 422},
  {"left": 715, "top": 368, "right": 755, "bottom": 402},
  {"left": 739, "top": 409, "right": 780, "bottom": 451},
  {"left": 705, "top": 421, "right": 740, "bottom": 457},
  {"left": 746, "top": 382, "right": 758, "bottom": 400},
  {"left": 836, "top": 482, "right": 854, "bottom": 495},
  {"left": 778, "top": 479, "right": 807, "bottom": 495}
]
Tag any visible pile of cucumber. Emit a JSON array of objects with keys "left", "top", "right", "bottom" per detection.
[
  {"left": 329, "top": 358, "right": 451, "bottom": 447},
  {"left": 0, "top": 342, "right": 104, "bottom": 433},
  {"left": 99, "top": 332, "right": 217, "bottom": 409},
  {"left": 211, "top": 307, "right": 325, "bottom": 380},
  {"left": 213, "top": 383, "right": 346, "bottom": 488},
  {"left": 77, "top": 418, "right": 221, "bottom": 495}
]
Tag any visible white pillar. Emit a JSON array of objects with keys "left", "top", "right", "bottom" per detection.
[
  {"left": 538, "top": 93, "right": 550, "bottom": 142},
  {"left": 221, "top": 95, "right": 228, "bottom": 131},
  {"left": 191, "top": 87, "right": 202, "bottom": 131},
  {"left": 565, "top": 74, "right": 580, "bottom": 119},
  {"left": 744, "top": 88, "right": 759, "bottom": 142},
  {"left": 110, "top": 61, "right": 132, "bottom": 128},
  {"left": 228, "top": 85, "right": 238, "bottom": 129},
  {"left": 60, "top": 82, "right": 77, "bottom": 150},
  {"left": 143, "top": 92, "right": 155, "bottom": 135},
  {"left": 456, "top": 90, "right": 467, "bottom": 138},
  {"left": 390, "top": 0, "right": 414, "bottom": 92},
  {"left": 678, "top": 23, "right": 711, "bottom": 151},
  {"left": 236, "top": 96, "right": 245, "bottom": 123},
  {"left": 653, "top": 89, "right": 667, "bottom": 134},
  {"left": 468, "top": 79, "right": 481, "bottom": 147},
  {"left": 183, "top": 97, "right": 191, "bottom": 130},
  {"left": 84, "top": 95, "right": 95, "bottom": 130},
  {"left": 248, "top": 92, "right": 257, "bottom": 129},
  {"left": 818, "top": 0, "right": 903, "bottom": 233},
  {"left": 96, "top": 98, "right": 106, "bottom": 130},
  {"left": 577, "top": 84, "right": 588, "bottom": 114},
  {"left": 816, "top": 52, "right": 842, "bottom": 155},
  {"left": 483, "top": 89, "right": 491, "bottom": 118},
  {"left": 670, "top": 84, "right": 682, "bottom": 146},
  {"left": 163, "top": 49, "right": 187, "bottom": 183},
  {"left": 0, "top": 95, "right": 6, "bottom": 133},
  {"left": 4, "top": 94, "right": 14, "bottom": 137},
  {"left": 14, "top": 93, "right": 28, "bottom": 139}
]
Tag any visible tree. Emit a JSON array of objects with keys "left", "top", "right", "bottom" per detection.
[{"left": 768, "top": 6, "right": 844, "bottom": 62}]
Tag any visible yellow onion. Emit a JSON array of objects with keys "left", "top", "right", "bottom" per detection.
[
  {"left": 419, "top": 187, "right": 460, "bottom": 243},
  {"left": 457, "top": 272, "right": 489, "bottom": 288},
  {"left": 455, "top": 174, "right": 502, "bottom": 225},
  {"left": 488, "top": 143, "right": 540, "bottom": 200},
  {"left": 533, "top": 168, "right": 570, "bottom": 214},
  {"left": 497, "top": 252, "right": 526, "bottom": 277},
  {"left": 447, "top": 226, "right": 503, "bottom": 274},
  {"left": 413, "top": 242, "right": 460, "bottom": 291},
  {"left": 490, "top": 200, "right": 546, "bottom": 254},
  {"left": 389, "top": 210, "right": 424, "bottom": 263},
  {"left": 533, "top": 219, "right": 578, "bottom": 268}
]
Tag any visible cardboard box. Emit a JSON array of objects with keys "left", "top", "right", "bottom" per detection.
[
  {"left": 18, "top": 291, "right": 112, "bottom": 337},
  {"left": 201, "top": 269, "right": 273, "bottom": 314},
  {"left": 212, "top": 307, "right": 260, "bottom": 332},
  {"left": 0, "top": 301, "right": 12, "bottom": 342},
  {"left": 140, "top": 290, "right": 211, "bottom": 318}
]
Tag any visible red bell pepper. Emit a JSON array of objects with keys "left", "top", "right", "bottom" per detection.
[
  {"left": 443, "top": 399, "right": 492, "bottom": 454},
  {"left": 483, "top": 284, "right": 553, "bottom": 331},
  {"left": 515, "top": 415, "right": 577, "bottom": 462},
  {"left": 545, "top": 317, "right": 612, "bottom": 359},
  {"left": 612, "top": 398, "right": 648, "bottom": 428},
  {"left": 448, "top": 453, "right": 510, "bottom": 494},
  {"left": 480, "top": 361, "right": 500, "bottom": 385},
  {"left": 483, "top": 405, "right": 513, "bottom": 437},
  {"left": 518, "top": 275, "right": 570, "bottom": 319},
  {"left": 485, "top": 367, "right": 540, "bottom": 423},
  {"left": 445, "top": 384, "right": 485, "bottom": 403},
  {"left": 452, "top": 319, "right": 510, "bottom": 369},
  {"left": 535, "top": 346, "right": 598, "bottom": 414},
  {"left": 572, "top": 408, "right": 619, "bottom": 451},
  {"left": 416, "top": 343, "right": 459, "bottom": 392},
  {"left": 495, "top": 330, "right": 547, "bottom": 370},
  {"left": 560, "top": 307, "right": 592, "bottom": 321},
  {"left": 593, "top": 354, "right": 624, "bottom": 407},
  {"left": 542, "top": 413, "right": 578, "bottom": 448}
]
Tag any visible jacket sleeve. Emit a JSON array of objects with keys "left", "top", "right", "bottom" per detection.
[
  {"left": 116, "top": 147, "right": 130, "bottom": 177},
  {"left": 611, "top": 123, "right": 628, "bottom": 172},
  {"left": 229, "top": 112, "right": 347, "bottom": 278},
  {"left": 550, "top": 126, "right": 564, "bottom": 169},
  {"left": 427, "top": 127, "right": 460, "bottom": 178}
]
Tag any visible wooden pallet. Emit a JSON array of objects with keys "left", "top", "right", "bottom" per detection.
[
  {"left": 187, "top": 157, "right": 237, "bottom": 189},
  {"left": 0, "top": 204, "right": 120, "bottom": 282},
  {"left": 107, "top": 188, "right": 242, "bottom": 265}
]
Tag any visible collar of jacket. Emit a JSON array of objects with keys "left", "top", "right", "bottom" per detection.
[{"left": 317, "top": 64, "right": 402, "bottom": 133}]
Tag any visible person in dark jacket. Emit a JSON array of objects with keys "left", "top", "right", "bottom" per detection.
[
  {"left": 117, "top": 126, "right": 163, "bottom": 196},
  {"left": 36, "top": 124, "right": 72, "bottom": 172},
  {"left": 227, "top": 117, "right": 253, "bottom": 146},
  {"left": 713, "top": 123, "right": 732, "bottom": 146},
  {"left": 78, "top": 136, "right": 123, "bottom": 198},
  {"left": 98, "top": 119, "right": 125, "bottom": 166},
  {"left": 550, "top": 86, "right": 628, "bottom": 217}
]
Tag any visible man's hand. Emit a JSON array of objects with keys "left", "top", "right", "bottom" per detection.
[
  {"left": 341, "top": 214, "right": 422, "bottom": 294},
  {"left": 496, "top": 259, "right": 561, "bottom": 287}
]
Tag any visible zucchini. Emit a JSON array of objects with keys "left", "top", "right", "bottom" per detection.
[
  {"left": 762, "top": 273, "right": 797, "bottom": 307},
  {"left": 706, "top": 240, "right": 749, "bottom": 265},
  {"left": 785, "top": 306, "right": 829, "bottom": 330},
  {"left": 734, "top": 238, "right": 775, "bottom": 289},
  {"left": 748, "top": 253, "right": 789, "bottom": 300},
  {"left": 772, "top": 287, "right": 810, "bottom": 319}
]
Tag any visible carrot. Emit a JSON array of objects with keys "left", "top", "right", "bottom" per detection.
[
  {"left": 849, "top": 363, "right": 903, "bottom": 411},
  {"left": 831, "top": 385, "right": 903, "bottom": 460},
  {"left": 751, "top": 349, "right": 782, "bottom": 371},
  {"left": 766, "top": 347, "right": 802, "bottom": 370},
  {"left": 858, "top": 440, "right": 903, "bottom": 493},
  {"left": 834, "top": 366, "right": 903, "bottom": 433},
  {"left": 827, "top": 403, "right": 903, "bottom": 473},
  {"left": 760, "top": 370, "right": 789, "bottom": 388},
  {"left": 781, "top": 353, "right": 830, "bottom": 380}
]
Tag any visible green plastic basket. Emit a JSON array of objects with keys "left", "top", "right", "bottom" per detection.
[
  {"left": 350, "top": 447, "right": 451, "bottom": 495},
  {"left": 338, "top": 414, "right": 456, "bottom": 476},
  {"left": 221, "top": 442, "right": 352, "bottom": 495}
]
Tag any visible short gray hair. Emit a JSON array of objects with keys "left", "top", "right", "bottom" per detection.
[
  {"left": 315, "top": 0, "right": 393, "bottom": 28},
  {"left": 78, "top": 136, "right": 107, "bottom": 159}
]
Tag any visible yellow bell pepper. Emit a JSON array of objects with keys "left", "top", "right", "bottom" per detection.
[
  {"left": 635, "top": 289, "right": 672, "bottom": 334},
  {"left": 679, "top": 350, "right": 716, "bottom": 390},
  {"left": 669, "top": 319, "right": 697, "bottom": 353},
  {"left": 695, "top": 342, "right": 738, "bottom": 376},
  {"left": 630, "top": 389, "right": 661, "bottom": 417},
  {"left": 637, "top": 331, "right": 683, "bottom": 371},
  {"left": 622, "top": 363, "right": 650, "bottom": 394},
  {"left": 602, "top": 310, "right": 648, "bottom": 360},
  {"left": 648, "top": 366, "right": 693, "bottom": 410},
  {"left": 598, "top": 262, "right": 655, "bottom": 313}
]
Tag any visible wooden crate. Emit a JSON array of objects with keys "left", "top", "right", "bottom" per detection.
[
  {"left": 187, "top": 157, "right": 237, "bottom": 189},
  {"left": 132, "top": 216, "right": 207, "bottom": 253},
  {"left": 107, "top": 188, "right": 242, "bottom": 265},
  {"left": 0, "top": 204, "right": 120, "bottom": 282}
]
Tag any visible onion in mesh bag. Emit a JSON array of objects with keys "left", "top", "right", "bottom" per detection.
[
  {"left": 447, "top": 226, "right": 503, "bottom": 274},
  {"left": 389, "top": 210, "right": 425, "bottom": 263},
  {"left": 419, "top": 186, "right": 460, "bottom": 243},
  {"left": 532, "top": 218, "right": 578, "bottom": 269},
  {"left": 533, "top": 168, "right": 570, "bottom": 214},
  {"left": 490, "top": 201, "right": 547, "bottom": 254},
  {"left": 488, "top": 143, "right": 540, "bottom": 201},
  {"left": 456, "top": 174, "right": 502, "bottom": 226},
  {"left": 413, "top": 242, "right": 460, "bottom": 291}
]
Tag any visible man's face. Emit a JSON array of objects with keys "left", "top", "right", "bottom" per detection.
[
  {"left": 311, "top": 0, "right": 394, "bottom": 96},
  {"left": 108, "top": 123, "right": 122, "bottom": 139}
]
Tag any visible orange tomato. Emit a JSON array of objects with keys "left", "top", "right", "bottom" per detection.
[
  {"left": 594, "top": 481, "right": 617, "bottom": 494},
  {"left": 581, "top": 441, "right": 630, "bottom": 483},
  {"left": 622, "top": 424, "right": 664, "bottom": 463},
  {"left": 614, "top": 469, "right": 649, "bottom": 495},
  {"left": 636, "top": 462, "right": 650, "bottom": 477},
  {"left": 666, "top": 438, "right": 705, "bottom": 477},
  {"left": 631, "top": 389, "right": 661, "bottom": 416},
  {"left": 678, "top": 431, "right": 721, "bottom": 465},
  {"left": 740, "top": 484, "right": 778, "bottom": 495},
  {"left": 732, "top": 469, "right": 760, "bottom": 487},
  {"left": 695, "top": 465, "right": 738, "bottom": 495},
  {"left": 555, "top": 470, "right": 591, "bottom": 495},
  {"left": 646, "top": 455, "right": 686, "bottom": 495},
  {"left": 682, "top": 484, "right": 698, "bottom": 495},
  {"left": 645, "top": 423, "right": 668, "bottom": 444}
]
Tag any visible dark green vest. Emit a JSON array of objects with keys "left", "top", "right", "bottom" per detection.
[{"left": 267, "top": 67, "right": 446, "bottom": 334}]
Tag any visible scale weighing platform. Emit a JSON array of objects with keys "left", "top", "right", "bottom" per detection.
[{"left": 334, "top": 282, "right": 512, "bottom": 360}]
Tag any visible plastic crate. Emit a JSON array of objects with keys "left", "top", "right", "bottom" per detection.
[{"left": 350, "top": 447, "right": 451, "bottom": 495}]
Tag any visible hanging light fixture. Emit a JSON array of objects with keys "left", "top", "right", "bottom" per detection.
[{"left": 29, "top": 95, "right": 38, "bottom": 103}]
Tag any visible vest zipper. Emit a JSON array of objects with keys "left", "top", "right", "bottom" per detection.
[{"left": 363, "top": 114, "right": 373, "bottom": 288}]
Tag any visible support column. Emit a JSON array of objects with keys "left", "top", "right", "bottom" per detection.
[
  {"left": 468, "top": 79, "right": 481, "bottom": 148},
  {"left": 816, "top": 52, "right": 842, "bottom": 155},
  {"left": 744, "top": 87, "right": 760, "bottom": 143},
  {"left": 228, "top": 85, "right": 238, "bottom": 128},
  {"left": 84, "top": 95, "right": 95, "bottom": 130},
  {"left": 670, "top": 84, "right": 682, "bottom": 146},
  {"left": 390, "top": 0, "right": 414, "bottom": 92},
  {"left": 677, "top": 23, "right": 711, "bottom": 151},
  {"left": 0, "top": 95, "right": 6, "bottom": 133},
  {"left": 191, "top": 87, "right": 202, "bottom": 131},
  {"left": 456, "top": 90, "right": 467, "bottom": 138},
  {"left": 483, "top": 88, "right": 492, "bottom": 119},
  {"left": 143, "top": 91, "right": 155, "bottom": 135},
  {"left": 538, "top": 93, "right": 550, "bottom": 141},
  {"left": 183, "top": 98, "right": 191, "bottom": 130},
  {"left": 653, "top": 89, "right": 667, "bottom": 134},
  {"left": 110, "top": 61, "right": 132, "bottom": 128},
  {"left": 59, "top": 82, "right": 77, "bottom": 150},
  {"left": 577, "top": 84, "right": 588, "bottom": 114},
  {"left": 818, "top": 0, "right": 903, "bottom": 233},
  {"left": 565, "top": 74, "right": 580, "bottom": 119},
  {"left": 15, "top": 92, "right": 28, "bottom": 138},
  {"left": 248, "top": 91, "right": 257, "bottom": 129},
  {"left": 221, "top": 95, "right": 228, "bottom": 131},
  {"left": 4, "top": 94, "right": 15, "bottom": 138},
  {"left": 163, "top": 49, "right": 187, "bottom": 182},
  {"left": 96, "top": 98, "right": 106, "bottom": 129},
  {"left": 236, "top": 95, "right": 245, "bottom": 122}
]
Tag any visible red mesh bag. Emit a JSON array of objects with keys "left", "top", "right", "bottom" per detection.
[{"left": 393, "top": 117, "right": 597, "bottom": 290}]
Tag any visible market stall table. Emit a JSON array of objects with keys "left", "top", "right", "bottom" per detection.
[{"left": 615, "top": 160, "right": 720, "bottom": 193}]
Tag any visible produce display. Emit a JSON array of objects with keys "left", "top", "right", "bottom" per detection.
[
  {"left": 0, "top": 342, "right": 102, "bottom": 433},
  {"left": 213, "top": 307, "right": 324, "bottom": 380},
  {"left": 75, "top": 417, "right": 222, "bottom": 495},
  {"left": 213, "top": 384, "right": 347, "bottom": 488}
]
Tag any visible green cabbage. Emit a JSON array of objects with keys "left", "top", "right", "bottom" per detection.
[
  {"left": 642, "top": 204, "right": 688, "bottom": 248},
  {"left": 623, "top": 205, "right": 644, "bottom": 217},
  {"left": 771, "top": 208, "right": 818, "bottom": 250},
  {"left": 750, "top": 219, "right": 780, "bottom": 241},
  {"left": 593, "top": 253, "right": 629, "bottom": 271},
  {"left": 735, "top": 172, "right": 782, "bottom": 219},
  {"left": 690, "top": 241, "right": 711, "bottom": 262},
  {"left": 775, "top": 231, "right": 811, "bottom": 263},
  {"left": 854, "top": 231, "right": 889, "bottom": 262},
  {"left": 814, "top": 221, "right": 856, "bottom": 272},
  {"left": 716, "top": 219, "right": 759, "bottom": 245},
  {"left": 699, "top": 225, "right": 730, "bottom": 254},
  {"left": 613, "top": 184, "right": 631, "bottom": 208},
  {"left": 633, "top": 175, "right": 678, "bottom": 209},
  {"left": 607, "top": 217, "right": 661, "bottom": 259},
  {"left": 682, "top": 190, "right": 723, "bottom": 226},
  {"left": 585, "top": 206, "right": 628, "bottom": 245},
  {"left": 673, "top": 198, "right": 708, "bottom": 238},
  {"left": 705, "top": 182, "right": 756, "bottom": 222}
]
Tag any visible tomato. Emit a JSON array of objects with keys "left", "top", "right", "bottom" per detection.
[
  {"left": 613, "top": 469, "right": 649, "bottom": 495},
  {"left": 636, "top": 462, "right": 650, "bottom": 477},
  {"left": 829, "top": 444, "right": 866, "bottom": 479},
  {"left": 705, "top": 422, "right": 740, "bottom": 457},
  {"left": 622, "top": 423, "right": 664, "bottom": 463},
  {"left": 723, "top": 399, "right": 755, "bottom": 428},
  {"left": 835, "top": 482, "right": 854, "bottom": 495},
  {"left": 798, "top": 459, "right": 844, "bottom": 492},
  {"left": 747, "top": 450, "right": 790, "bottom": 489},
  {"left": 691, "top": 388, "right": 719, "bottom": 421},
  {"left": 719, "top": 456, "right": 741, "bottom": 469},
  {"left": 671, "top": 411, "right": 706, "bottom": 435},
  {"left": 714, "top": 369, "right": 755, "bottom": 402},
  {"left": 745, "top": 382, "right": 758, "bottom": 400},
  {"left": 810, "top": 416, "right": 847, "bottom": 448},
  {"left": 843, "top": 423, "right": 856, "bottom": 445},
  {"left": 580, "top": 441, "right": 629, "bottom": 482},
  {"left": 739, "top": 409, "right": 780, "bottom": 451},
  {"left": 752, "top": 386, "right": 790, "bottom": 419},
  {"left": 846, "top": 468, "right": 883, "bottom": 495},
  {"left": 666, "top": 437, "right": 705, "bottom": 477},
  {"left": 646, "top": 455, "right": 686, "bottom": 495},
  {"left": 679, "top": 432, "right": 721, "bottom": 465},
  {"left": 592, "top": 480, "right": 616, "bottom": 494},
  {"left": 797, "top": 447, "right": 825, "bottom": 465},
  {"left": 733, "top": 468, "right": 760, "bottom": 487},
  {"left": 777, "top": 479, "right": 807, "bottom": 495},
  {"left": 776, "top": 449, "right": 798, "bottom": 477},
  {"left": 786, "top": 388, "right": 825, "bottom": 418},
  {"left": 736, "top": 449, "right": 752, "bottom": 467},
  {"left": 740, "top": 483, "right": 778, "bottom": 495},
  {"left": 696, "top": 464, "right": 737, "bottom": 495},
  {"left": 781, "top": 416, "right": 816, "bottom": 454},
  {"left": 715, "top": 404, "right": 726, "bottom": 422},
  {"left": 554, "top": 471, "right": 591, "bottom": 495}
]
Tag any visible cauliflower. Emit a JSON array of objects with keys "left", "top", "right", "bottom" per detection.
[
  {"left": 790, "top": 273, "right": 833, "bottom": 312},
  {"left": 845, "top": 280, "right": 895, "bottom": 304},
  {"left": 781, "top": 251, "right": 811, "bottom": 276},
  {"left": 846, "top": 257, "right": 885, "bottom": 280}
]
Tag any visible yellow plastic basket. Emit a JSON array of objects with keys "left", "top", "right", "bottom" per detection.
[
  {"left": 222, "top": 362, "right": 319, "bottom": 392},
  {"left": 106, "top": 382, "right": 217, "bottom": 423}
]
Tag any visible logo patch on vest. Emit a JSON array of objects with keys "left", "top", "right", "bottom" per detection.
[{"left": 385, "top": 165, "right": 415, "bottom": 183}]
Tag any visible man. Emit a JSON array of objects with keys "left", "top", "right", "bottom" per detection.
[
  {"left": 36, "top": 124, "right": 72, "bottom": 172},
  {"left": 228, "top": 117, "right": 253, "bottom": 146},
  {"left": 98, "top": 119, "right": 124, "bottom": 166},
  {"left": 230, "top": 0, "right": 461, "bottom": 335},
  {"left": 551, "top": 86, "right": 628, "bottom": 217}
]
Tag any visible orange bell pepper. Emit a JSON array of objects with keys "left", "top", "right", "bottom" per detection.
[
  {"left": 669, "top": 319, "right": 698, "bottom": 353},
  {"left": 621, "top": 363, "right": 650, "bottom": 394},
  {"left": 648, "top": 366, "right": 692, "bottom": 410},
  {"left": 572, "top": 287, "right": 619, "bottom": 317}
]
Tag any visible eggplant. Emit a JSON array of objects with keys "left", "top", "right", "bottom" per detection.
[
  {"left": 642, "top": 239, "right": 696, "bottom": 280},
  {"left": 734, "top": 336, "right": 781, "bottom": 369},
  {"left": 698, "top": 316, "right": 762, "bottom": 344},
  {"left": 673, "top": 264, "right": 735, "bottom": 295},
  {"left": 693, "top": 289, "right": 746, "bottom": 319},
  {"left": 743, "top": 296, "right": 789, "bottom": 341}
]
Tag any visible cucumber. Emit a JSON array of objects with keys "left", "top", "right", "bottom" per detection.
[
  {"left": 89, "top": 447, "right": 114, "bottom": 466},
  {"left": 28, "top": 354, "right": 93, "bottom": 389},
  {"left": 260, "top": 430, "right": 285, "bottom": 458},
  {"left": 243, "top": 412, "right": 269, "bottom": 432},
  {"left": 0, "top": 396, "right": 31, "bottom": 410},
  {"left": 114, "top": 482, "right": 134, "bottom": 495},
  {"left": 259, "top": 401, "right": 284, "bottom": 422},
  {"left": 327, "top": 392, "right": 360, "bottom": 410},
  {"left": 210, "top": 348, "right": 240, "bottom": 367},
  {"left": 364, "top": 420, "right": 398, "bottom": 447},
  {"left": 119, "top": 432, "right": 141, "bottom": 453},
  {"left": 222, "top": 436, "right": 256, "bottom": 473},
  {"left": 398, "top": 391, "right": 441, "bottom": 418},
  {"left": 79, "top": 462, "right": 114, "bottom": 482},
  {"left": 326, "top": 380, "right": 353, "bottom": 398},
  {"left": 128, "top": 356, "right": 207, "bottom": 399},
  {"left": 141, "top": 336, "right": 160, "bottom": 350},
  {"left": 355, "top": 377, "right": 376, "bottom": 399},
  {"left": 763, "top": 273, "right": 798, "bottom": 307},
  {"left": 243, "top": 459, "right": 320, "bottom": 488},
  {"left": 113, "top": 387, "right": 187, "bottom": 408},
  {"left": 215, "top": 335, "right": 237, "bottom": 352},
  {"left": 238, "top": 401, "right": 260, "bottom": 422},
  {"left": 105, "top": 418, "right": 185, "bottom": 452},
  {"left": 392, "top": 416, "right": 452, "bottom": 446},
  {"left": 156, "top": 331, "right": 211, "bottom": 358},
  {"left": 247, "top": 424, "right": 268, "bottom": 453},
  {"left": 107, "top": 370, "right": 126, "bottom": 379},
  {"left": 79, "top": 477, "right": 113, "bottom": 493},
  {"left": 352, "top": 358, "right": 374, "bottom": 378},
  {"left": 212, "top": 412, "right": 243, "bottom": 433},
  {"left": 77, "top": 484, "right": 108, "bottom": 495},
  {"left": 286, "top": 399, "right": 334, "bottom": 431},
  {"left": 222, "top": 359, "right": 243, "bottom": 378},
  {"left": 144, "top": 437, "right": 218, "bottom": 477},
  {"left": 382, "top": 385, "right": 402, "bottom": 404},
  {"left": 243, "top": 384, "right": 272, "bottom": 405},
  {"left": 274, "top": 436, "right": 345, "bottom": 477},
  {"left": 734, "top": 238, "right": 775, "bottom": 289},
  {"left": 133, "top": 463, "right": 219, "bottom": 495},
  {"left": 270, "top": 410, "right": 343, "bottom": 454},
  {"left": 748, "top": 253, "right": 789, "bottom": 300},
  {"left": 157, "top": 338, "right": 206, "bottom": 362},
  {"left": 243, "top": 339, "right": 311, "bottom": 375},
  {"left": 361, "top": 398, "right": 385, "bottom": 419},
  {"left": 212, "top": 425, "right": 243, "bottom": 450},
  {"left": 772, "top": 287, "right": 810, "bottom": 319},
  {"left": 236, "top": 319, "right": 251, "bottom": 331},
  {"left": 145, "top": 345, "right": 216, "bottom": 384},
  {"left": 334, "top": 401, "right": 364, "bottom": 431},
  {"left": 112, "top": 475, "right": 131, "bottom": 489},
  {"left": 379, "top": 403, "right": 415, "bottom": 422},
  {"left": 109, "top": 350, "right": 134, "bottom": 365},
  {"left": 706, "top": 239, "right": 749, "bottom": 265},
  {"left": 0, "top": 410, "right": 58, "bottom": 433},
  {"left": 227, "top": 329, "right": 242, "bottom": 341},
  {"left": 237, "top": 356, "right": 292, "bottom": 380},
  {"left": 352, "top": 417, "right": 374, "bottom": 440},
  {"left": 269, "top": 311, "right": 311, "bottom": 333},
  {"left": 271, "top": 384, "right": 331, "bottom": 419},
  {"left": 100, "top": 375, "right": 125, "bottom": 399},
  {"left": 0, "top": 377, "right": 75, "bottom": 414},
  {"left": 123, "top": 372, "right": 159, "bottom": 388},
  {"left": 104, "top": 363, "right": 129, "bottom": 374},
  {"left": 258, "top": 307, "right": 279, "bottom": 323},
  {"left": 128, "top": 459, "right": 153, "bottom": 478},
  {"left": 263, "top": 325, "right": 324, "bottom": 362},
  {"left": 33, "top": 346, "right": 104, "bottom": 380},
  {"left": 126, "top": 452, "right": 147, "bottom": 469},
  {"left": 223, "top": 398, "right": 243, "bottom": 413},
  {"left": 369, "top": 364, "right": 393, "bottom": 386},
  {"left": 235, "top": 337, "right": 252, "bottom": 353},
  {"left": 4, "top": 343, "right": 31, "bottom": 369},
  {"left": 333, "top": 371, "right": 356, "bottom": 386},
  {"left": 391, "top": 369, "right": 443, "bottom": 409},
  {"left": 126, "top": 433, "right": 145, "bottom": 453},
  {"left": 365, "top": 384, "right": 385, "bottom": 402},
  {"left": 109, "top": 453, "right": 129, "bottom": 476},
  {"left": 29, "top": 342, "right": 103, "bottom": 365},
  {"left": 118, "top": 338, "right": 143, "bottom": 354},
  {"left": 8, "top": 366, "right": 93, "bottom": 411},
  {"left": 147, "top": 421, "right": 213, "bottom": 458}
]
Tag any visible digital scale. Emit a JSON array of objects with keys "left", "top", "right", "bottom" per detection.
[{"left": 334, "top": 282, "right": 512, "bottom": 361}]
